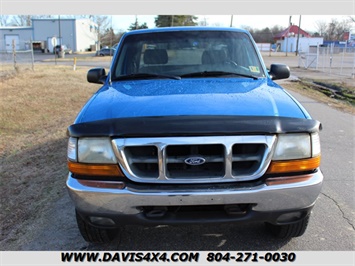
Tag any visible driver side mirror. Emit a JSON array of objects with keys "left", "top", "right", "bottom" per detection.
[{"left": 87, "top": 68, "right": 107, "bottom": 84}]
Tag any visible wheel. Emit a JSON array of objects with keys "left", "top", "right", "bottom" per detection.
[
  {"left": 265, "top": 213, "right": 310, "bottom": 240},
  {"left": 75, "top": 210, "right": 119, "bottom": 243}
]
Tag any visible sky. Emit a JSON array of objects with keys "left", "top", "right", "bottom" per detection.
[{"left": 111, "top": 15, "right": 353, "bottom": 33}]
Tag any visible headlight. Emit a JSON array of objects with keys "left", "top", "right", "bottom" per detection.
[
  {"left": 67, "top": 137, "right": 117, "bottom": 164},
  {"left": 273, "top": 133, "right": 311, "bottom": 160},
  {"left": 267, "top": 133, "right": 321, "bottom": 175},
  {"left": 78, "top": 138, "right": 117, "bottom": 163},
  {"left": 67, "top": 137, "right": 122, "bottom": 177}
]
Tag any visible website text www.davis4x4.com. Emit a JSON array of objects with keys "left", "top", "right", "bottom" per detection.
[{"left": 61, "top": 251, "right": 297, "bottom": 263}]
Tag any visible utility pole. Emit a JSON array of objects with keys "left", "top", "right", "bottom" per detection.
[
  {"left": 111, "top": 15, "right": 113, "bottom": 47},
  {"left": 230, "top": 15, "right": 234, "bottom": 27},
  {"left": 295, "top": 15, "right": 301, "bottom": 56},
  {"left": 58, "top": 15, "right": 61, "bottom": 45},
  {"left": 285, "top": 16, "right": 292, "bottom": 56}
]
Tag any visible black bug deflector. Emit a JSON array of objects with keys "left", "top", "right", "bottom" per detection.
[{"left": 67, "top": 116, "right": 322, "bottom": 138}]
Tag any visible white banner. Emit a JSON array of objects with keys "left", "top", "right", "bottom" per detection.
[{"left": 1, "top": 251, "right": 354, "bottom": 266}]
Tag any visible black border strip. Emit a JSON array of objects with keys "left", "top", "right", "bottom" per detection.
[{"left": 67, "top": 116, "right": 321, "bottom": 138}]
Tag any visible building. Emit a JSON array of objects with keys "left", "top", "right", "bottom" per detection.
[
  {"left": 0, "top": 18, "right": 98, "bottom": 53},
  {"left": 342, "top": 30, "right": 355, "bottom": 47},
  {"left": 0, "top": 26, "right": 32, "bottom": 51},
  {"left": 273, "top": 25, "right": 323, "bottom": 53}
]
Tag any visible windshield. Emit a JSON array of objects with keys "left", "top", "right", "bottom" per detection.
[{"left": 112, "top": 30, "right": 266, "bottom": 80}]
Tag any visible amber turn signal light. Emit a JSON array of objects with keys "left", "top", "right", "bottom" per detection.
[
  {"left": 68, "top": 161, "right": 124, "bottom": 177},
  {"left": 266, "top": 156, "right": 321, "bottom": 174}
]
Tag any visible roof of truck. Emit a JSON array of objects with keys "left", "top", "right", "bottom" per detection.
[{"left": 124, "top": 26, "right": 250, "bottom": 35}]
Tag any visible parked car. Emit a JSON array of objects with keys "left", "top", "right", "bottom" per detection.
[
  {"left": 96, "top": 47, "right": 115, "bottom": 56},
  {"left": 66, "top": 27, "right": 323, "bottom": 243},
  {"left": 53, "top": 45, "right": 72, "bottom": 54}
]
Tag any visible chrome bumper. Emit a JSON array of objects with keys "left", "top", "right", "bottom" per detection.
[{"left": 67, "top": 171, "right": 323, "bottom": 217}]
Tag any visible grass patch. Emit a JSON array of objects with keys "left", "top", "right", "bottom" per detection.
[
  {"left": 312, "top": 81, "right": 355, "bottom": 103},
  {"left": 282, "top": 79, "right": 355, "bottom": 114},
  {"left": 0, "top": 65, "right": 99, "bottom": 243}
]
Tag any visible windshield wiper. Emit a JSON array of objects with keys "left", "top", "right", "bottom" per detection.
[
  {"left": 181, "top": 71, "right": 259, "bottom": 80},
  {"left": 113, "top": 73, "right": 181, "bottom": 81}
]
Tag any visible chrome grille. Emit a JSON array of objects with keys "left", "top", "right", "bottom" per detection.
[
  {"left": 232, "top": 144, "right": 266, "bottom": 176},
  {"left": 124, "top": 146, "right": 159, "bottom": 178},
  {"left": 166, "top": 144, "right": 225, "bottom": 178},
  {"left": 112, "top": 135, "right": 276, "bottom": 184}
]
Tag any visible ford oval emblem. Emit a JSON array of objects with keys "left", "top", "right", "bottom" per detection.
[{"left": 184, "top": 157, "right": 206, "bottom": 166}]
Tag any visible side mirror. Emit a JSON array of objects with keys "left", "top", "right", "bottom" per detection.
[
  {"left": 268, "top": 64, "right": 290, "bottom": 80},
  {"left": 87, "top": 68, "right": 107, "bottom": 84}
]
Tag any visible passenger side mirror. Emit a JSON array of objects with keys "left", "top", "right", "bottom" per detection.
[{"left": 268, "top": 64, "right": 290, "bottom": 80}]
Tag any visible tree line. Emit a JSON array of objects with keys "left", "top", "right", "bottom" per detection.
[{"left": 1, "top": 15, "right": 354, "bottom": 48}]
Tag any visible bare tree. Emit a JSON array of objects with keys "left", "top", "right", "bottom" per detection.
[
  {"left": 314, "top": 18, "right": 352, "bottom": 40},
  {"left": 11, "top": 15, "right": 32, "bottom": 26},
  {"left": 314, "top": 20, "right": 328, "bottom": 36},
  {"left": 9, "top": 15, "right": 54, "bottom": 26},
  {"left": 0, "top": 15, "right": 11, "bottom": 26},
  {"left": 100, "top": 27, "right": 124, "bottom": 47},
  {"left": 73, "top": 15, "right": 110, "bottom": 48},
  {"left": 87, "top": 15, "right": 110, "bottom": 49},
  {"left": 327, "top": 18, "right": 351, "bottom": 40}
]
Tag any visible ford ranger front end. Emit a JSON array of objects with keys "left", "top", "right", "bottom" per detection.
[{"left": 66, "top": 27, "right": 323, "bottom": 243}]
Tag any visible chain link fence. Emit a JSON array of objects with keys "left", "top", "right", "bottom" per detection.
[
  {"left": 298, "top": 44, "right": 355, "bottom": 79},
  {"left": 0, "top": 39, "right": 35, "bottom": 74}
]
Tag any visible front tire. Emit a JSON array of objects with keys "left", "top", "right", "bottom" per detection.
[
  {"left": 265, "top": 213, "right": 310, "bottom": 240},
  {"left": 75, "top": 210, "right": 119, "bottom": 243}
]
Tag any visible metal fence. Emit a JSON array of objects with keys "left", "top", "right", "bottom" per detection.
[
  {"left": 0, "top": 39, "right": 34, "bottom": 72},
  {"left": 256, "top": 43, "right": 272, "bottom": 52},
  {"left": 298, "top": 44, "right": 355, "bottom": 79}
]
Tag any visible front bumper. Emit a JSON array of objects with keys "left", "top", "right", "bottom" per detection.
[{"left": 67, "top": 170, "right": 323, "bottom": 226}]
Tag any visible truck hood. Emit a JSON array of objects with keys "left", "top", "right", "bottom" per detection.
[{"left": 76, "top": 78, "right": 308, "bottom": 123}]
